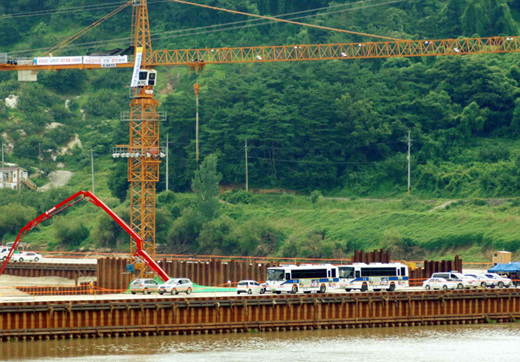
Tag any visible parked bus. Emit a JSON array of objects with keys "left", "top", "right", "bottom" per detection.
[
  {"left": 337, "top": 262, "right": 409, "bottom": 292},
  {"left": 265, "top": 264, "right": 338, "bottom": 294}
]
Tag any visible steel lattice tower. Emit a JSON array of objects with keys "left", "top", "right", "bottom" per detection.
[{"left": 116, "top": 0, "right": 164, "bottom": 274}]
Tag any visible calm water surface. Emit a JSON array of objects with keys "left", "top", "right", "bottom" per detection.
[{"left": 2, "top": 324, "right": 519, "bottom": 361}]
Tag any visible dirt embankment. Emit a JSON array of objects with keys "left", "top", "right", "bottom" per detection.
[{"left": 39, "top": 170, "right": 73, "bottom": 191}]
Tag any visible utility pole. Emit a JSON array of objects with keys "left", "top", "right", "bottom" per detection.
[
  {"left": 38, "top": 143, "right": 42, "bottom": 178},
  {"left": 194, "top": 83, "right": 200, "bottom": 164},
  {"left": 407, "top": 130, "right": 412, "bottom": 195},
  {"left": 245, "top": 139, "right": 249, "bottom": 192},
  {"left": 91, "top": 147, "right": 95, "bottom": 195},
  {"left": 166, "top": 134, "right": 169, "bottom": 191}
]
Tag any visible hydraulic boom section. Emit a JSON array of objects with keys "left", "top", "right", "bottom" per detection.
[{"left": 0, "top": 190, "right": 169, "bottom": 282}]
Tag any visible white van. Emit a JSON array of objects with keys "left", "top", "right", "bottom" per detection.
[{"left": 431, "top": 272, "right": 471, "bottom": 289}]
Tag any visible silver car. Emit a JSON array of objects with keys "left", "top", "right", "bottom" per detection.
[
  {"left": 464, "top": 273, "right": 495, "bottom": 288},
  {"left": 484, "top": 273, "right": 512, "bottom": 288},
  {"left": 129, "top": 278, "right": 159, "bottom": 294},
  {"left": 158, "top": 278, "right": 193, "bottom": 295}
]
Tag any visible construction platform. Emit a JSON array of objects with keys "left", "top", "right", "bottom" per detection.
[{"left": 0, "top": 289, "right": 519, "bottom": 341}]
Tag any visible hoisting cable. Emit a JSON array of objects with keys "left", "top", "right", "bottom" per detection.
[
  {"left": 44, "top": 0, "right": 133, "bottom": 56},
  {"left": 167, "top": 0, "right": 401, "bottom": 41}
]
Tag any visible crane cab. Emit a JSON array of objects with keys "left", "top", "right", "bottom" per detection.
[{"left": 137, "top": 69, "right": 157, "bottom": 87}]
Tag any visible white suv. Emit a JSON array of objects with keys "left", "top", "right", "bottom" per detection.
[
  {"left": 158, "top": 278, "right": 193, "bottom": 295},
  {"left": 431, "top": 272, "right": 471, "bottom": 289}
]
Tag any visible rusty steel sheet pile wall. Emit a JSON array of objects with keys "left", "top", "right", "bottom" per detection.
[
  {"left": 0, "top": 289, "right": 519, "bottom": 340},
  {"left": 97, "top": 257, "right": 277, "bottom": 292},
  {"left": 409, "top": 256, "right": 463, "bottom": 284},
  {"left": 97, "top": 255, "right": 464, "bottom": 293},
  {"left": 352, "top": 249, "right": 391, "bottom": 263},
  {"left": 2, "top": 262, "right": 96, "bottom": 279}
]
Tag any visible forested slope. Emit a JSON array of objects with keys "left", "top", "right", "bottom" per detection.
[{"left": 1, "top": 0, "right": 520, "bottom": 259}]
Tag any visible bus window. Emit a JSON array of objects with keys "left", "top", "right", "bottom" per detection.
[
  {"left": 338, "top": 267, "right": 354, "bottom": 278},
  {"left": 331, "top": 269, "right": 336, "bottom": 278},
  {"left": 355, "top": 270, "right": 360, "bottom": 278},
  {"left": 267, "top": 269, "right": 284, "bottom": 281},
  {"left": 286, "top": 273, "right": 291, "bottom": 280},
  {"left": 327, "top": 270, "right": 331, "bottom": 277},
  {"left": 401, "top": 267, "right": 406, "bottom": 276}
]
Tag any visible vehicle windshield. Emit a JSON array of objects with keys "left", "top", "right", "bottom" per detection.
[
  {"left": 338, "top": 267, "right": 355, "bottom": 279},
  {"left": 267, "top": 269, "right": 284, "bottom": 281},
  {"left": 166, "top": 279, "right": 179, "bottom": 285}
]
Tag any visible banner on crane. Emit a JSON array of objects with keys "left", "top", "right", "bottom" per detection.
[
  {"left": 130, "top": 47, "right": 143, "bottom": 88},
  {"left": 34, "top": 56, "right": 129, "bottom": 66},
  {"left": 35, "top": 56, "right": 83, "bottom": 65},
  {"left": 83, "top": 55, "right": 128, "bottom": 65}
]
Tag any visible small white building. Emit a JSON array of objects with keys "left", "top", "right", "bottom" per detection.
[{"left": 0, "top": 166, "right": 34, "bottom": 190}]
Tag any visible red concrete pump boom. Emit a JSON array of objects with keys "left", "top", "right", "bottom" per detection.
[{"left": 0, "top": 190, "right": 170, "bottom": 282}]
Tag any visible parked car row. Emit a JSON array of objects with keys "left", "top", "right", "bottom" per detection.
[
  {"left": 129, "top": 278, "right": 194, "bottom": 295},
  {"left": 0, "top": 248, "right": 42, "bottom": 262},
  {"left": 129, "top": 278, "right": 269, "bottom": 296},
  {"left": 423, "top": 271, "right": 513, "bottom": 290}
]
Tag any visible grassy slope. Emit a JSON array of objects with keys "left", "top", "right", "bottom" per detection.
[
  {"left": 13, "top": 184, "right": 520, "bottom": 262},
  {"left": 231, "top": 195, "right": 520, "bottom": 262}
]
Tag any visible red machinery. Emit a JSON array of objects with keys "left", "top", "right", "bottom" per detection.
[{"left": 0, "top": 190, "right": 170, "bottom": 282}]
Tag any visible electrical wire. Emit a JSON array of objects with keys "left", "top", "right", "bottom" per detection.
[
  {"left": 7, "top": 0, "right": 411, "bottom": 55},
  {"left": 165, "top": 139, "right": 407, "bottom": 152},
  {"left": 149, "top": 0, "right": 411, "bottom": 41},
  {"left": 0, "top": 1, "right": 129, "bottom": 19},
  {"left": 167, "top": 0, "right": 401, "bottom": 41},
  {"left": 149, "top": 0, "right": 403, "bottom": 38},
  {"left": 0, "top": 0, "right": 173, "bottom": 20},
  {"left": 44, "top": 1, "right": 133, "bottom": 56}
]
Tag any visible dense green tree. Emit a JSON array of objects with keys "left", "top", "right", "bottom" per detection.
[
  {"left": 52, "top": 216, "right": 90, "bottom": 247},
  {"left": 191, "top": 154, "right": 222, "bottom": 222},
  {"left": 0, "top": 204, "right": 36, "bottom": 241}
]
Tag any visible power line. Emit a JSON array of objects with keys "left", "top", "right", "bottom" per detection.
[
  {"left": 162, "top": 153, "right": 421, "bottom": 166},
  {"left": 168, "top": 0, "right": 400, "bottom": 41},
  {"left": 0, "top": 1, "right": 129, "bottom": 19},
  {"left": 0, "top": 0, "right": 175, "bottom": 19},
  {"left": 165, "top": 139, "right": 405, "bottom": 151},
  {"left": 149, "top": 0, "right": 402, "bottom": 39},
  {"left": 7, "top": 0, "right": 411, "bottom": 55}
]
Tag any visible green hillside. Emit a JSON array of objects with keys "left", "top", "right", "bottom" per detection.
[{"left": 1, "top": 0, "right": 520, "bottom": 261}]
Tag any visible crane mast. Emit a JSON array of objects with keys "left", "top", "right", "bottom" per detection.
[{"left": 118, "top": 0, "right": 163, "bottom": 275}]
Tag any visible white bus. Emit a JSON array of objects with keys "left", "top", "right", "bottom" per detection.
[
  {"left": 265, "top": 264, "right": 338, "bottom": 294},
  {"left": 337, "top": 262, "right": 409, "bottom": 292}
]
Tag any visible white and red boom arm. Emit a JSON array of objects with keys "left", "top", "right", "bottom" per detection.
[{"left": 0, "top": 190, "right": 169, "bottom": 282}]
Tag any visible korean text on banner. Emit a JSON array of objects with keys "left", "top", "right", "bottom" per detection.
[
  {"left": 35, "top": 56, "right": 83, "bottom": 65},
  {"left": 83, "top": 56, "right": 128, "bottom": 65}
]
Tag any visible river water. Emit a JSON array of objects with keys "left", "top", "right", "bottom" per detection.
[{"left": 2, "top": 324, "right": 519, "bottom": 361}]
